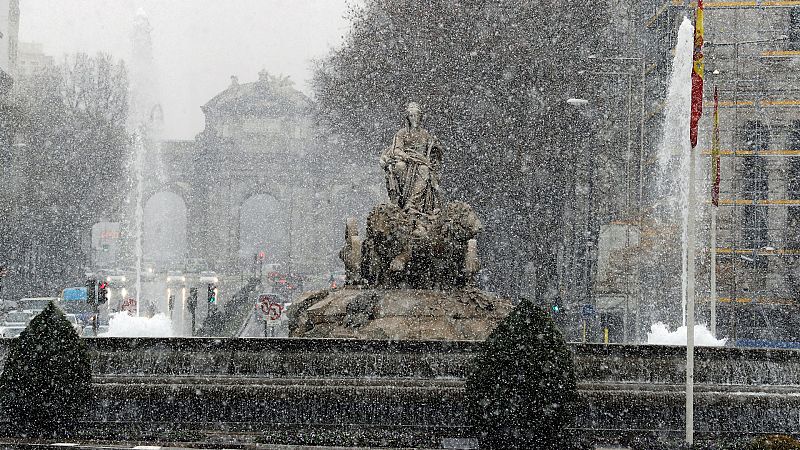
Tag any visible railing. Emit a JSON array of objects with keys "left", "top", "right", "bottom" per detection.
[{"left": 196, "top": 277, "right": 261, "bottom": 337}]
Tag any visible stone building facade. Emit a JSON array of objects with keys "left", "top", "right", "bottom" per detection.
[
  {"left": 15, "top": 42, "right": 53, "bottom": 79},
  {"left": 148, "top": 72, "right": 382, "bottom": 278},
  {"left": 579, "top": 1, "right": 800, "bottom": 343},
  {"left": 0, "top": 0, "right": 18, "bottom": 91}
]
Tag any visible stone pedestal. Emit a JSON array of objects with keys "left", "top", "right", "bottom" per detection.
[{"left": 287, "top": 287, "right": 513, "bottom": 340}]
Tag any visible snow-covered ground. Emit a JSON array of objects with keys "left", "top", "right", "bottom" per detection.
[
  {"left": 646, "top": 321, "right": 727, "bottom": 347},
  {"left": 100, "top": 312, "right": 174, "bottom": 337}
]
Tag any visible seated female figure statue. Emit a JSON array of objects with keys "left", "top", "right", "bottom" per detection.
[{"left": 380, "top": 102, "right": 443, "bottom": 215}]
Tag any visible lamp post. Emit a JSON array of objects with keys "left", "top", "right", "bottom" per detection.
[
  {"left": 576, "top": 54, "right": 646, "bottom": 342},
  {"left": 566, "top": 98, "right": 598, "bottom": 342}
]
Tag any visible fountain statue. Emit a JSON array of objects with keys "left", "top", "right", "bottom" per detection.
[{"left": 288, "top": 103, "right": 513, "bottom": 340}]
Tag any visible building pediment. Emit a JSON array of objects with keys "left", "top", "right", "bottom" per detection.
[{"left": 203, "top": 72, "right": 310, "bottom": 118}]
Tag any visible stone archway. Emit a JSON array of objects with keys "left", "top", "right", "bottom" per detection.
[
  {"left": 238, "top": 193, "right": 288, "bottom": 271},
  {"left": 143, "top": 191, "right": 188, "bottom": 270}
]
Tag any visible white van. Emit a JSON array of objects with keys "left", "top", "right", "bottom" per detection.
[{"left": 17, "top": 297, "right": 59, "bottom": 313}]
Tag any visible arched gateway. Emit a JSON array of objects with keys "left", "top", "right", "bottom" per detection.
[{"left": 124, "top": 72, "right": 381, "bottom": 277}]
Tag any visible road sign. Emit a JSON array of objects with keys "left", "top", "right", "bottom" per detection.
[
  {"left": 581, "top": 304, "right": 595, "bottom": 319},
  {"left": 121, "top": 298, "right": 137, "bottom": 315},
  {"left": 259, "top": 295, "right": 282, "bottom": 321},
  {"left": 63, "top": 287, "right": 88, "bottom": 301},
  {"left": 268, "top": 303, "right": 282, "bottom": 320}
]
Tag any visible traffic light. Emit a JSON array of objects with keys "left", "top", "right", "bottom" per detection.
[
  {"left": 98, "top": 281, "right": 108, "bottom": 304},
  {"left": 188, "top": 287, "right": 198, "bottom": 311},
  {"left": 551, "top": 300, "right": 563, "bottom": 316},
  {"left": 85, "top": 278, "right": 97, "bottom": 304},
  {"left": 207, "top": 283, "right": 217, "bottom": 304}
]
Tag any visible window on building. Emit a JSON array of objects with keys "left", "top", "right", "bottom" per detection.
[
  {"left": 788, "top": 160, "right": 800, "bottom": 200},
  {"left": 743, "top": 205, "right": 768, "bottom": 248},
  {"left": 743, "top": 156, "right": 769, "bottom": 199},
  {"left": 788, "top": 207, "right": 800, "bottom": 249},
  {"left": 743, "top": 120, "right": 770, "bottom": 152},
  {"left": 788, "top": 122, "right": 800, "bottom": 249},
  {"left": 742, "top": 121, "right": 769, "bottom": 200},
  {"left": 791, "top": 7, "right": 800, "bottom": 45},
  {"left": 789, "top": 121, "right": 800, "bottom": 200},
  {"left": 792, "top": 120, "right": 800, "bottom": 149}
]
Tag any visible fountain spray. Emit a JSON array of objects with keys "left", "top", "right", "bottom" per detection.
[{"left": 133, "top": 130, "right": 145, "bottom": 316}]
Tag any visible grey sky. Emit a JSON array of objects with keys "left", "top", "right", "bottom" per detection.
[{"left": 18, "top": 0, "right": 352, "bottom": 139}]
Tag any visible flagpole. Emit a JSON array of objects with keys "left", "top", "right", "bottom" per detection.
[
  {"left": 710, "top": 204, "right": 717, "bottom": 336},
  {"left": 686, "top": 144, "right": 697, "bottom": 445},
  {"left": 711, "top": 86, "right": 720, "bottom": 337},
  {"left": 687, "top": 0, "right": 705, "bottom": 445}
]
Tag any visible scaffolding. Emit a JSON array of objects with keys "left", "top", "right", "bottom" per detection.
[{"left": 629, "top": 1, "right": 800, "bottom": 343}]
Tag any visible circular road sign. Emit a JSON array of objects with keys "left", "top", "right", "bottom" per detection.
[
  {"left": 268, "top": 303, "right": 283, "bottom": 321},
  {"left": 121, "top": 298, "right": 137, "bottom": 315},
  {"left": 259, "top": 296, "right": 282, "bottom": 321}
]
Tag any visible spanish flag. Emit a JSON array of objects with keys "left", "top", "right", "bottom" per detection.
[
  {"left": 690, "top": 0, "right": 704, "bottom": 149},
  {"left": 712, "top": 87, "right": 720, "bottom": 207}
]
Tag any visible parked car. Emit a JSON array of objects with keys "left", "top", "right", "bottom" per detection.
[
  {"left": 106, "top": 271, "right": 127, "bottom": 284},
  {"left": 3, "top": 311, "right": 33, "bottom": 327},
  {"left": 17, "top": 297, "right": 58, "bottom": 312},
  {"left": 167, "top": 270, "right": 186, "bottom": 284},
  {"left": 82, "top": 325, "right": 109, "bottom": 337},
  {"left": 0, "top": 326, "right": 25, "bottom": 338},
  {"left": 0, "top": 299, "right": 18, "bottom": 312}
]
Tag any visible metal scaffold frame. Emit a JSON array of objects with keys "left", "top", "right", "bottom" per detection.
[
  {"left": 610, "top": 1, "right": 800, "bottom": 344},
  {"left": 684, "top": 4, "right": 800, "bottom": 343}
]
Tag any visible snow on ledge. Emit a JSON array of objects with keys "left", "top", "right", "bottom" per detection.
[{"left": 646, "top": 321, "right": 727, "bottom": 347}]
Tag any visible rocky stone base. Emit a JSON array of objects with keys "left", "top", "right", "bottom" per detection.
[{"left": 287, "top": 287, "right": 514, "bottom": 340}]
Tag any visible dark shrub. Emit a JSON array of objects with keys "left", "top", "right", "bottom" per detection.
[
  {"left": 747, "top": 435, "right": 800, "bottom": 450},
  {"left": 0, "top": 301, "right": 91, "bottom": 436},
  {"left": 465, "top": 297, "right": 578, "bottom": 449}
]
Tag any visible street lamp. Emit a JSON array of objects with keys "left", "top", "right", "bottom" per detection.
[
  {"left": 566, "top": 98, "right": 600, "bottom": 342},
  {"left": 571, "top": 60, "right": 645, "bottom": 342}
]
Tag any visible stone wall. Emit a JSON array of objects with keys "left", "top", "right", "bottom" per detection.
[{"left": 0, "top": 338, "right": 798, "bottom": 446}]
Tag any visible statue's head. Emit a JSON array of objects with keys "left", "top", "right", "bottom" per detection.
[{"left": 405, "top": 102, "right": 422, "bottom": 128}]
